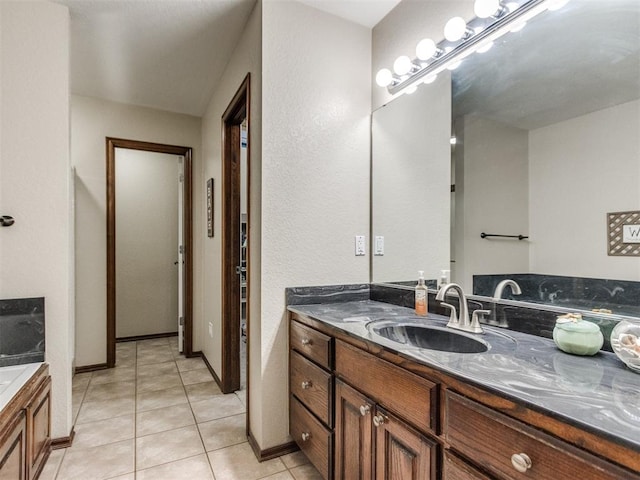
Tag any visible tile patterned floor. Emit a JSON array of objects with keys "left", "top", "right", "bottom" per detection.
[{"left": 40, "top": 338, "right": 321, "bottom": 480}]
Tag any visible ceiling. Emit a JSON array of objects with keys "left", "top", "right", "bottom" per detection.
[
  {"left": 452, "top": 0, "right": 640, "bottom": 130},
  {"left": 54, "top": 0, "right": 400, "bottom": 117}
]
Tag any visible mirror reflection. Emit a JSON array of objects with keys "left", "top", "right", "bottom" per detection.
[{"left": 371, "top": 0, "right": 640, "bottom": 317}]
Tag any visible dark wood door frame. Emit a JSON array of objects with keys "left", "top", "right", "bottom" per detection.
[
  {"left": 106, "top": 137, "right": 194, "bottom": 368},
  {"left": 221, "top": 74, "right": 251, "bottom": 395}
]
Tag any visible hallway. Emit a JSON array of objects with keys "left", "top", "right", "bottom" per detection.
[{"left": 39, "top": 338, "right": 320, "bottom": 480}]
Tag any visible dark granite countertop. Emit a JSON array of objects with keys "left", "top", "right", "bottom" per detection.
[{"left": 287, "top": 299, "right": 640, "bottom": 452}]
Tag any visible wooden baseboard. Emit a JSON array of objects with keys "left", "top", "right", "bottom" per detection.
[
  {"left": 200, "top": 353, "right": 224, "bottom": 391},
  {"left": 51, "top": 428, "right": 75, "bottom": 449},
  {"left": 116, "top": 332, "right": 178, "bottom": 343},
  {"left": 247, "top": 431, "right": 299, "bottom": 462},
  {"left": 74, "top": 363, "right": 108, "bottom": 374}
]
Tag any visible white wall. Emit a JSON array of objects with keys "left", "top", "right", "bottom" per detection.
[
  {"left": 0, "top": 1, "right": 73, "bottom": 439},
  {"left": 372, "top": 74, "right": 451, "bottom": 283},
  {"left": 454, "top": 115, "right": 530, "bottom": 290},
  {"left": 260, "top": 0, "right": 371, "bottom": 448},
  {"left": 71, "top": 96, "right": 201, "bottom": 366},
  {"left": 115, "top": 149, "right": 180, "bottom": 338},
  {"left": 197, "top": 0, "right": 262, "bottom": 443},
  {"left": 529, "top": 99, "right": 640, "bottom": 280}
]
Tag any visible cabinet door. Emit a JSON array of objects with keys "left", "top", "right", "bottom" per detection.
[
  {"left": 374, "top": 408, "right": 436, "bottom": 480},
  {"left": 443, "top": 451, "right": 492, "bottom": 480},
  {"left": 335, "top": 380, "right": 373, "bottom": 480},
  {"left": 0, "top": 412, "right": 27, "bottom": 480},
  {"left": 27, "top": 377, "right": 51, "bottom": 480}
]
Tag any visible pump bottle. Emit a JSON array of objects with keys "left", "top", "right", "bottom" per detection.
[{"left": 415, "top": 271, "right": 428, "bottom": 316}]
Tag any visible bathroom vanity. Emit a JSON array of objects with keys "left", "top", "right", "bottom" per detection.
[
  {"left": 288, "top": 300, "right": 640, "bottom": 480},
  {"left": 0, "top": 363, "right": 51, "bottom": 480}
]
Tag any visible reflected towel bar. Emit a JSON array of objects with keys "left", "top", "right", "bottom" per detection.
[{"left": 481, "top": 232, "right": 529, "bottom": 240}]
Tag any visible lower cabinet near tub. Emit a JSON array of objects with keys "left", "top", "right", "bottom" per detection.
[
  {"left": 289, "top": 313, "right": 640, "bottom": 480},
  {"left": 0, "top": 365, "right": 51, "bottom": 480}
]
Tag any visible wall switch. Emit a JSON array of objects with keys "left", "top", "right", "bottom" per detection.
[
  {"left": 208, "top": 322, "right": 213, "bottom": 337},
  {"left": 355, "top": 235, "right": 366, "bottom": 256},
  {"left": 374, "top": 236, "right": 384, "bottom": 255}
]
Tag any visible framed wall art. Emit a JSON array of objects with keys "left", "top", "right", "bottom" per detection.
[
  {"left": 207, "top": 178, "right": 214, "bottom": 237},
  {"left": 608, "top": 210, "right": 640, "bottom": 256}
]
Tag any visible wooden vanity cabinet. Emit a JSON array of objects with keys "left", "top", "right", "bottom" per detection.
[
  {"left": 289, "top": 321, "right": 335, "bottom": 479},
  {"left": 0, "top": 412, "right": 27, "bottom": 480},
  {"left": 289, "top": 312, "right": 640, "bottom": 480},
  {"left": 0, "top": 365, "right": 51, "bottom": 480},
  {"left": 444, "top": 390, "right": 639, "bottom": 480},
  {"left": 26, "top": 376, "right": 51, "bottom": 480}
]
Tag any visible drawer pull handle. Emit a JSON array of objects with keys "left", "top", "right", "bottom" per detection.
[
  {"left": 301, "top": 338, "right": 312, "bottom": 346},
  {"left": 511, "top": 453, "right": 532, "bottom": 473},
  {"left": 359, "top": 404, "right": 371, "bottom": 416},
  {"left": 301, "top": 432, "right": 311, "bottom": 442},
  {"left": 301, "top": 381, "right": 312, "bottom": 390},
  {"left": 373, "top": 414, "right": 387, "bottom": 427}
]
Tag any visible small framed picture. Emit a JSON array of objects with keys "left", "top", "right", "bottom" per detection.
[
  {"left": 207, "top": 178, "right": 214, "bottom": 237},
  {"left": 608, "top": 210, "right": 640, "bottom": 256}
]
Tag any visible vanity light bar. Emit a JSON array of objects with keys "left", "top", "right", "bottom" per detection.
[{"left": 385, "top": 0, "right": 558, "bottom": 96}]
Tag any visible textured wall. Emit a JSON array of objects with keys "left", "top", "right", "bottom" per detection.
[
  {"left": 71, "top": 96, "right": 201, "bottom": 366},
  {"left": 261, "top": 0, "right": 371, "bottom": 449},
  {"left": 529, "top": 99, "right": 640, "bottom": 280},
  {"left": 0, "top": 1, "right": 72, "bottom": 439}
]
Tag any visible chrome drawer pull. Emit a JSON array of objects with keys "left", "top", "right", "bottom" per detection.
[
  {"left": 359, "top": 404, "right": 371, "bottom": 416},
  {"left": 373, "top": 414, "right": 387, "bottom": 427},
  {"left": 301, "top": 432, "right": 311, "bottom": 442},
  {"left": 301, "top": 338, "right": 312, "bottom": 346},
  {"left": 301, "top": 381, "right": 312, "bottom": 390},
  {"left": 511, "top": 453, "right": 532, "bottom": 472}
]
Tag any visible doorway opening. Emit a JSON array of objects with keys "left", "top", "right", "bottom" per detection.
[
  {"left": 106, "top": 138, "right": 194, "bottom": 368},
  {"left": 221, "top": 74, "right": 250, "bottom": 401}
]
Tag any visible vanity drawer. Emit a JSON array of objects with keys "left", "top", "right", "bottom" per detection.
[
  {"left": 290, "top": 395, "right": 332, "bottom": 480},
  {"left": 290, "top": 351, "right": 333, "bottom": 426},
  {"left": 444, "top": 391, "right": 639, "bottom": 480},
  {"left": 291, "top": 321, "right": 333, "bottom": 370},
  {"left": 335, "top": 340, "right": 437, "bottom": 434}
]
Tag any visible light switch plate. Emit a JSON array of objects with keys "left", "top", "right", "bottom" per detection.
[
  {"left": 355, "top": 235, "right": 366, "bottom": 256},
  {"left": 208, "top": 322, "right": 213, "bottom": 337},
  {"left": 374, "top": 236, "right": 384, "bottom": 256}
]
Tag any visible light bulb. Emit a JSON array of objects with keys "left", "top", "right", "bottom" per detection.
[
  {"left": 444, "top": 16, "right": 469, "bottom": 42},
  {"left": 546, "top": 0, "right": 569, "bottom": 11},
  {"left": 404, "top": 85, "right": 418, "bottom": 95},
  {"left": 477, "top": 41, "right": 494, "bottom": 53},
  {"left": 446, "top": 60, "right": 462, "bottom": 70},
  {"left": 510, "top": 21, "right": 526, "bottom": 32},
  {"left": 423, "top": 74, "right": 437, "bottom": 85},
  {"left": 474, "top": 0, "right": 501, "bottom": 18},
  {"left": 376, "top": 68, "right": 393, "bottom": 87},
  {"left": 416, "top": 38, "right": 437, "bottom": 60},
  {"left": 393, "top": 56, "right": 413, "bottom": 75}
]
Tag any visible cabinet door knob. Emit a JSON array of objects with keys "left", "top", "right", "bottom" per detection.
[
  {"left": 301, "top": 381, "right": 312, "bottom": 390},
  {"left": 301, "top": 432, "right": 311, "bottom": 442},
  {"left": 301, "top": 338, "right": 312, "bottom": 346},
  {"left": 373, "top": 414, "right": 387, "bottom": 427},
  {"left": 359, "top": 404, "right": 371, "bottom": 416},
  {"left": 511, "top": 453, "right": 532, "bottom": 472}
]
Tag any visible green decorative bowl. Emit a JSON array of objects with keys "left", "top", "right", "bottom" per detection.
[{"left": 553, "top": 316, "right": 604, "bottom": 356}]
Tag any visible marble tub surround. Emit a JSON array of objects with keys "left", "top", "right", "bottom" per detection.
[
  {"left": 287, "top": 300, "right": 640, "bottom": 451},
  {"left": 474, "top": 273, "right": 640, "bottom": 318},
  {"left": 0, "top": 297, "right": 45, "bottom": 366}
]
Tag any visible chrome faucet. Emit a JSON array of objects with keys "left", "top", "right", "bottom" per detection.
[
  {"left": 493, "top": 279, "right": 522, "bottom": 300},
  {"left": 436, "top": 283, "right": 487, "bottom": 334}
]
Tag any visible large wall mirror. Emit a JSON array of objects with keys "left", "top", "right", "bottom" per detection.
[{"left": 372, "top": 0, "right": 640, "bottom": 317}]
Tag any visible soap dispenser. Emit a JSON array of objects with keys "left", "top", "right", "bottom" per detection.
[{"left": 415, "top": 271, "right": 428, "bottom": 316}]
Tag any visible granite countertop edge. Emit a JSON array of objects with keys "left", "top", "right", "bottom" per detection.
[{"left": 287, "top": 299, "right": 640, "bottom": 452}]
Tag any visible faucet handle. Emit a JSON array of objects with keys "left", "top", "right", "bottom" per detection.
[
  {"left": 441, "top": 302, "right": 459, "bottom": 328},
  {"left": 470, "top": 310, "right": 490, "bottom": 334}
]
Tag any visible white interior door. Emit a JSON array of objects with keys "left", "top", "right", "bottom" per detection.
[{"left": 177, "top": 156, "right": 185, "bottom": 352}]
